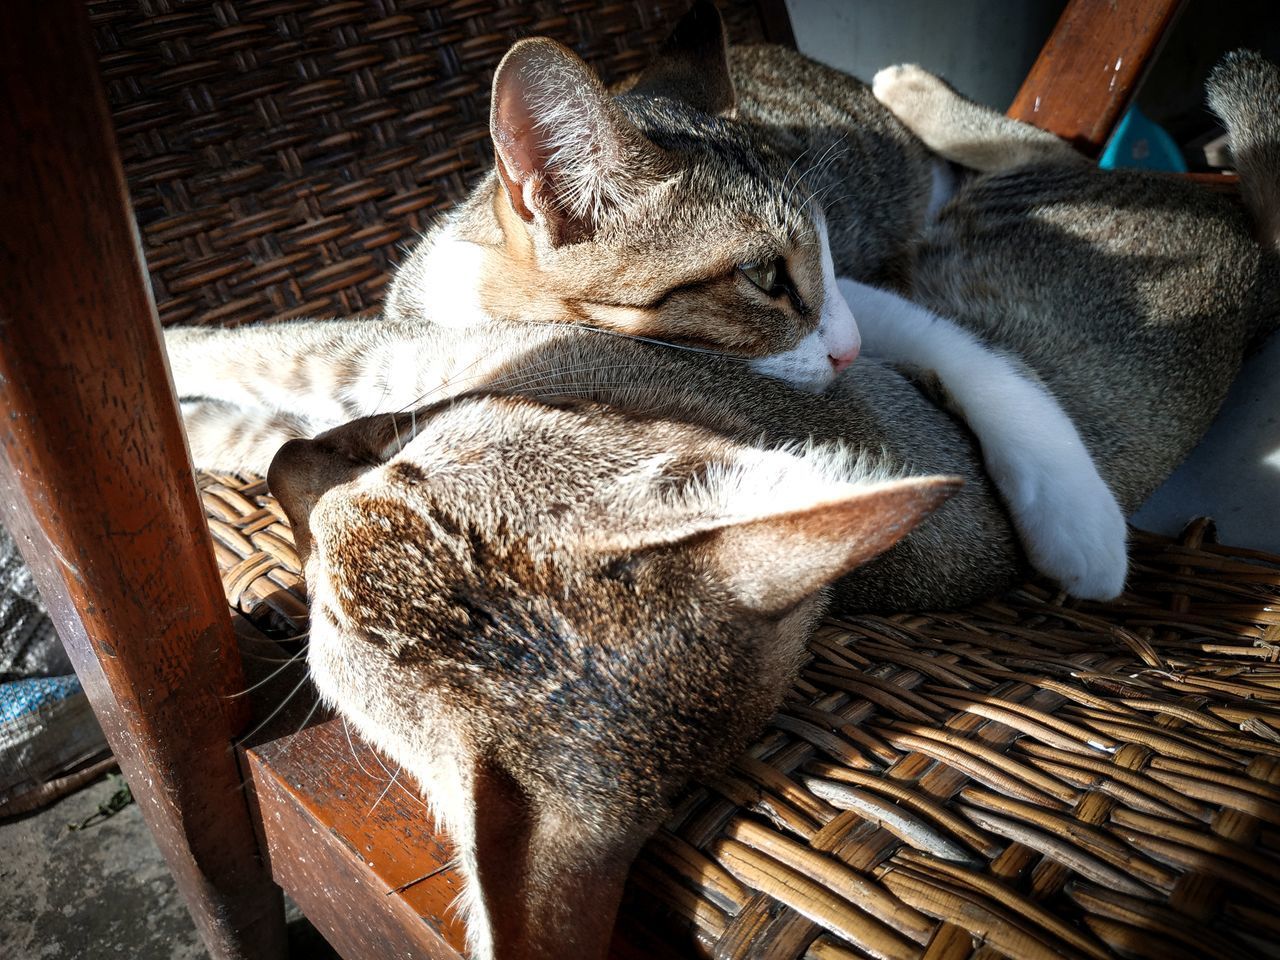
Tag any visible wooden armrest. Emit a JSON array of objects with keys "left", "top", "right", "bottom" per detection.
[{"left": 1009, "top": 0, "right": 1188, "bottom": 154}]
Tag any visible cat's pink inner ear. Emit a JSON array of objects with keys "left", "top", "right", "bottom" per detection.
[
  {"left": 490, "top": 38, "right": 668, "bottom": 246},
  {"left": 490, "top": 38, "right": 603, "bottom": 242},
  {"left": 491, "top": 40, "right": 556, "bottom": 225},
  {"left": 706, "top": 475, "right": 962, "bottom": 615}
]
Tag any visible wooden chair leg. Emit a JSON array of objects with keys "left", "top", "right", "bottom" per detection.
[
  {"left": 755, "top": 0, "right": 797, "bottom": 48},
  {"left": 0, "top": 6, "right": 286, "bottom": 959},
  {"left": 1008, "top": 0, "right": 1188, "bottom": 154}
]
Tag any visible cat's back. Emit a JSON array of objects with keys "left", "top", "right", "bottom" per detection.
[
  {"left": 728, "top": 45, "right": 891, "bottom": 133},
  {"left": 502, "top": 326, "right": 1021, "bottom": 611},
  {"left": 915, "top": 163, "right": 1279, "bottom": 508}
]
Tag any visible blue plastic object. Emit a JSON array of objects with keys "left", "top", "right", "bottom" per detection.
[{"left": 1098, "top": 104, "right": 1187, "bottom": 172}]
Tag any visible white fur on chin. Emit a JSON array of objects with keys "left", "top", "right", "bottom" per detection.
[
  {"left": 750, "top": 327, "right": 836, "bottom": 393},
  {"left": 750, "top": 210, "right": 860, "bottom": 393}
]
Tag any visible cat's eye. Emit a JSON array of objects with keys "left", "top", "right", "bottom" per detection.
[
  {"left": 738, "top": 257, "right": 800, "bottom": 308},
  {"left": 739, "top": 259, "right": 778, "bottom": 293}
]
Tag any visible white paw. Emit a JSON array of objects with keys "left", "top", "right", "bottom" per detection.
[
  {"left": 997, "top": 459, "right": 1129, "bottom": 600},
  {"left": 871, "top": 64, "right": 952, "bottom": 122}
]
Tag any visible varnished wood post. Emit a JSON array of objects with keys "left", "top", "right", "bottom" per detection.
[
  {"left": 0, "top": 6, "right": 286, "bottom": 960},
  {"left": 755, "top": 0, "right": 797, "bottom": 49},
  {"left": 1009, "top": 0, "right": 1188, "bottom": 155}
]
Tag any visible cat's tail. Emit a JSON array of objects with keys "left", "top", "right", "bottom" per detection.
[
  {"left": 1207, "top": 51, "right": 1280, "bottom": 254},
  {"left": 1208, "top": 50, "right": 1280, "bottom": 343}
]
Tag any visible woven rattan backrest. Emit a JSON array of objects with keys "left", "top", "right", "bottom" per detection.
[{"left": 89, "top": 0, "right": 775, "bottom": 328}]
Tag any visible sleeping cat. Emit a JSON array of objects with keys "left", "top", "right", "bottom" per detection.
[
  {"left": 184, "top": 42, "right": 1280, "bottom": 958},
  {"left": 169, "top": 2, "right": 1124, "bottom": 599}
]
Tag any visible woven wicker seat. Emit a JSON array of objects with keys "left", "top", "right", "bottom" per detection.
[
  {"left": 214, "top": 470, "right": 1280, "bottom": 959},
  {"left": 3, "top": 0, "right": 1272, "bottom": 958}
]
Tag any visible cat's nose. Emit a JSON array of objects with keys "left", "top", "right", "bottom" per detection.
[{"left": 829, "top": 347, "right": 859, "bottom": 375}]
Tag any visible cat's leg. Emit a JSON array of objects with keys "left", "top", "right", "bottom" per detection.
[
  {"left": 871, "top": 64, "right": 1086, "bottom": 173},
  {"left": 165, "top": 320, "right": 402, "bottom": 425},
  {"left": 179, "top": 400, "right": 319, "bottom": 476},
  {"left": 838, "top": 277, "right": 1127, "bottom": 600},
  {"left": 165, "top": 317, "right": 469, "bottom": 425},
  {"left": 165, "top": 319, "right": 448, "bottom": 473}
]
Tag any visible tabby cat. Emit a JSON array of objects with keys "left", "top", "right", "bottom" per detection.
[
  {"left": 173, "top": 24, "right": 1280, "bottom": 955},
  {"left": 169, "top": 2, "right": 1124, "bottom": 599}
]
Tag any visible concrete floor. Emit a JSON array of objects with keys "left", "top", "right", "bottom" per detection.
[
  {"left": 0, "top": 773, "right": 339, "bottom": 960},
  {"left": 1, "top": 775, "right": 207, "bottom": 960}
]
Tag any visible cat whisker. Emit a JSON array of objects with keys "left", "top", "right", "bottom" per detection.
[
  {"left": 502, "top": 317, "right": 754, "bottom": 362},
  {"left": 291, "top": 690, "right": 325, "bottom": 737},
  {"left": 223, "top": 643, "right": 310, "bottom": 699},
  {"left": 503, "top": 379, "right": 671, "bottom": 413},
  {"left": 366, "top": 735, "right": 400, "bottom": 781},
  {"left": 342, "top": 715, "right": 391, "bottom": 785},
  {"left": 806, "top": 179, "right": 850, "bottom": 211},
  {"left": 497, "top": 360, "right": 666, "bottom": 385},
  {"left": 238, "top": 649, "right": 308, "bottom": 664},
  {"left": 490, "top": 365, "right": 677, "bottom": 401},
  {"left": 389, "top": 360, "right": 670, "bottom": 417},
  {"left": 361, "top": 732, "right": 428, "bottom": 808},
  {"left": 808, "top": 137, "right": 849, "bottom": 182},
  {"left": 392, "top": 348, "right": 502, "bottom": 417},
  {"left": 797, "top": 155, "right": 851, "bottom": 216},
  {"left": 336, "top": 716, "right": 425, "bottom": 813},
  {"left": 780, "top": 142, "right": 815, "bottom": 207},
  {"left": 396, "top": 780, "right": 428, "bottom": 809},
  {"left": 234, "top": 668, "right": 314, "bottom": 747},
  {"left": 369, "top": 350, "right": 399, "bottom": 416},
  {"left": 366, "top": 765, "right": 401, "bottom": 819},
  {"left": 788, "top": 134, "right": 847, "bottom": 207}
]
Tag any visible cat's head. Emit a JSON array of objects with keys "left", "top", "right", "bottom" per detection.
[
  {"left": 268, "top": 395, "right": 956, "bottom": 959},
  {"left": 389, "top": 2, "right": 859, "bottom": 394}
]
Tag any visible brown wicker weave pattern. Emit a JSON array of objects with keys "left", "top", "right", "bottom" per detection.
[
  {"left": 200, "top": 471, "right": 1280, "bottom": 959},
  {"left": 89, "top": 0, "right": 768, "bottom": 329}
]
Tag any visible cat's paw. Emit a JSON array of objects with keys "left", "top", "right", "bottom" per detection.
[
  {"left": 871, "top": 64, "right": 956, "bottom": 129},
  {"left": 1000, "top": 461, "right": 1129, "bottom": 601}
]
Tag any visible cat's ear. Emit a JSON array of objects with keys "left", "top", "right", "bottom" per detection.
[
  {"left": 697, "top": 475, "right": 960, "bottom": 614},
  {"left": 490, "top": 38, "right": 670, "bottom": 246},
  {"left": 595, "top": 457, "right": 960, "bottom": 615},
  {"left": 627, "top": 0, "right": 736, "bottom": 115}
]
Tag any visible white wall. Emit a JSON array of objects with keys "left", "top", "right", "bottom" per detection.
[{"left": 784, "top": 0, "right": 1067, "bottom": 109}]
